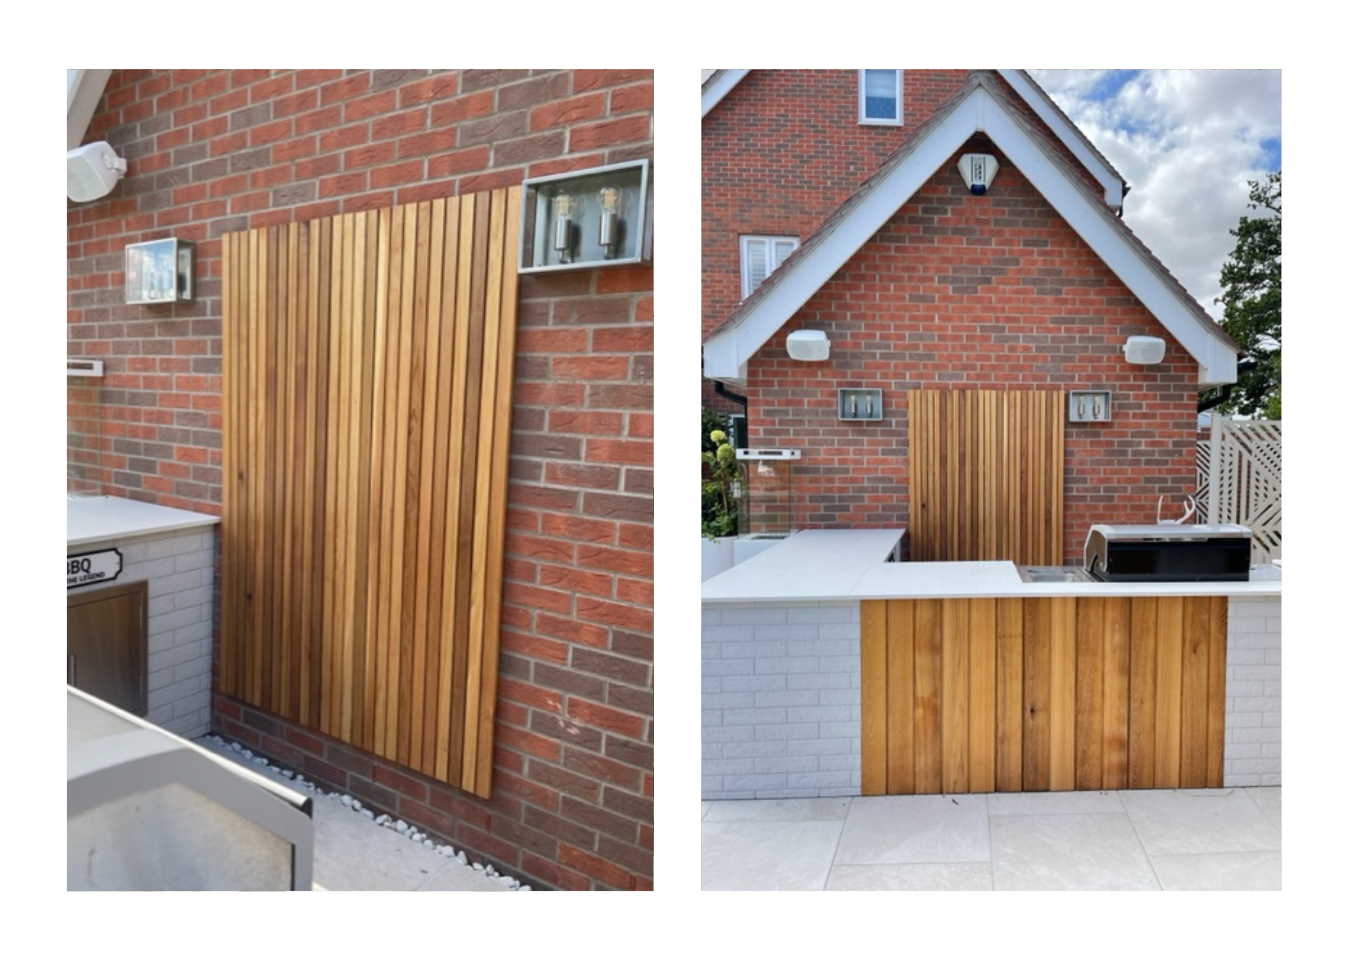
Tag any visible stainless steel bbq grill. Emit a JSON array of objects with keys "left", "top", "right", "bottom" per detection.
[{"left": 1084, "top": 523, "right": 1252, "bottom": 582}]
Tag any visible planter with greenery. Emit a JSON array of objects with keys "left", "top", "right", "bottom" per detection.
[{"left": 702, "top": 409, "right": 740, "bottom": 540}]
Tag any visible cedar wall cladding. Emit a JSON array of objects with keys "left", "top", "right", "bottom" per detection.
[
  {"left": 67, "top": 69, "right": 653, "bottom": 892},
  {"left": 745, "top": 140, "right": 1198, "bottom": 560}
]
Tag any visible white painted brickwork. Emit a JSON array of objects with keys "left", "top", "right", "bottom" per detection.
[
  {"left": 702, "top": 602, "right": 860, "bottom": 799},
  {"left": 1224, "top": 597, "right": 1282, "bottom": 787},
  {"left": 69, "top": 530, "right": 216, "bottom": 739}
]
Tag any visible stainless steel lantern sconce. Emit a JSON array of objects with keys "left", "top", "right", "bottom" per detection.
[
  {"left": 124, "top": 238, "right": 195, "bottom": 304},
  {"left": 520, "top": 159, "right": 651, "bottom": 273}
]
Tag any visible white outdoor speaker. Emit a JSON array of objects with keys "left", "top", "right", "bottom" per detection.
[
  {"left": 1122, "top": 335, "right": 1166, "bottom": 365},
  {"left": 786, "top": 329, "right": 830, "bottom": 361},
  {"left": 68, "top": 141, "right": 127, "bottom": 202}
]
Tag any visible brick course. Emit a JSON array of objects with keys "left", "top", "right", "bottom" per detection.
[{"left": 68, "top": 69, "right": 653, "bottom": 891}]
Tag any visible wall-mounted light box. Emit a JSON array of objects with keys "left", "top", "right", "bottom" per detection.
[
  {"left": 519, "top": 160, "right": 651, "bottom": 273},
  {"left": 1068, "top": 390, "right": 1111, "bottom": 422},
  {"left": 125, "top": 238, "right": 194, "bottom": 304},
  {"left": 839, "top": 388, "right": 883, "bottom": 421}
]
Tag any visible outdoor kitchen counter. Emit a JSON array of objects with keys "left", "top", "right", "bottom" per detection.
[
  {"left": 700, "top": 528, "right": 1281, "bottom": 604},
  {"left": 66, "top": 495, "right": 220, "bottom": 739},
  {"left": 701, "top": 528, "right": 1283, "bottom": 800},
  {"left": 68, "top": 495, "right": 219, "bottom": 549}
]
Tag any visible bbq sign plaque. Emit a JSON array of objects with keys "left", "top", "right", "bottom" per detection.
[{"left": 68, "top": 549, "right": 123, "bottom": 589}]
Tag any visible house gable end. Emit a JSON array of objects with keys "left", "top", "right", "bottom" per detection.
[{"left": 703, "top": 78, "right": 1237, "bottom": 388}]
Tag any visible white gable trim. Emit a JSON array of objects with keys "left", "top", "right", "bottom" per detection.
[
  {"left": 996, "top": 70, "right": 1125, "bottom": 212},
  {"left": 703, "top": 85, "right": 1236, "bottom": 387},
  {"left": 68, "top": 69, "right": 112, "bottom": 150},
  {"left": 702, "top": 70, "right": 750, "bottom": 118}
]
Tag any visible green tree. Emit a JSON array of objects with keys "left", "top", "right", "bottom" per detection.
[{"left": 1215, "top": 171, "right": 1281, "bottom": 418}]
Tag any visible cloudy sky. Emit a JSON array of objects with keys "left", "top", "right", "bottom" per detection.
[{"left": 1027, "top": 70, "right": 1282, "bottom": 321}]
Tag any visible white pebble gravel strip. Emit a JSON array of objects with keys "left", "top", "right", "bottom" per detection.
[{"left": 204, "top": 735, "right": 529, "bottom": 890}]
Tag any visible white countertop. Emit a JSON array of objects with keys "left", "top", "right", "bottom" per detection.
[
  {"left": 701, "top": 529, "right": 1282, "bottom": 604},
  {"left": 67, "top": 495, "right": 220, "bottom": 549}
]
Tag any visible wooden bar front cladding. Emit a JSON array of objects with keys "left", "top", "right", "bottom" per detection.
[
  {"left": 859, "top": 596, "right": 1228, "bottom": 795},
  {"left": 908, "top": 390, "right": 1065, "bottom": 565},
  {"left": 221, "top": 188, "right": 521, "bottom": 799}
]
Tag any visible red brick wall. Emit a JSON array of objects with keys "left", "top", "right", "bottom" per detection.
[
  {"left": 701, "top": 69, "right": 1094, "bottom": 343},
  {"left": 67, "top": 69, "right": 653, "bottom": 891},
  {"left": 744, "top": 140, "right": 1198, "bottom": 559}
]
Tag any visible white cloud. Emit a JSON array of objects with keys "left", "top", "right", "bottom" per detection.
[{"left": 1029, "top": 69, "right": 1281, "bottom": 320}]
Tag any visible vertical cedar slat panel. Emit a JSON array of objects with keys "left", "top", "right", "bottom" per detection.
[
  {"left": 473, "top": 187, "right": 521, "bottom": 792},
  {"left": 1101, "top": 597, "right": 1131, "bottom": 789},
  {"left": 860, "top": 600, "right": 888, "bottom": 796},
  {"left": 1048, "top": 598, "right": 1076, "bottom": 790},
  {"left": 886, "top": 599, "right": 915, "bottom": 795},
  {"left": 1179, "top": 596, "right": 1211, "bottom": 787},
  {"left": 866, "top": 595, "right": 1231, "bottom": 795},
  {"left": 1022, "top": 598, "right": 1051, "bottom": 790},
  {"left": 1075, "top": 596, "right": 1104, "bottom": 789},
  {"left": 913, "top": 599, "right": 943, "bottom": 794},
  {"left": 1128, "top": 597, "right": 1158, "bottom": 788},
  {"left": 940, "top": 598, "right": 968, "bottom": 793},
  {"left": 995, "top": 598, "right": 1024, "bottom": 792},
  {"left": 221, "top": 188, "right": 519, "bottom": 798},
  {"left": 908, "top": 390, "right": 1063, "bottom": 564},
  {"left": 967, "top": 598, "right": 996, "bottom": 793},
  {"left": 1154, "top": 597, "right": 1185, "bottom": 789}
]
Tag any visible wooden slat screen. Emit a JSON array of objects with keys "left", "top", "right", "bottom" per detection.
[
  {"left": 221, "top": 188, "right": 521, "bottom": 798},
  {"left": 908, "top": 390, "right": 1064, "bottom": 565},
  {"left": 861, "top": 596, "right": 1227, "bottom": 795}
]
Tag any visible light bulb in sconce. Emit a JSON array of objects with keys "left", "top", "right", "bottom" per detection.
[
  {"left": 553, "top": 193, "right": 577, "bottom": 262},
  {"left": 597, "top": 186, "right": 620, "bottom": 257}
]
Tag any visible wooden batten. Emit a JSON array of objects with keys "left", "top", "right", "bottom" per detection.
[
  {"left": 221, "top": 188, "right": 521, "bottom": 799},
  {"left": 908, "top": 390, "right": 1064, "bottom": 565},
  {"left": 861, "top": 595, "right": 1228, "bottom": 796}
]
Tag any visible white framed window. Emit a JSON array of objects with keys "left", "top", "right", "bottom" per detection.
[
  {"left": 859, "top": 69, "right": 902, "bottom": 125},
  {"left": 740, "top": 235, "right": 799, "bottom": 298}
]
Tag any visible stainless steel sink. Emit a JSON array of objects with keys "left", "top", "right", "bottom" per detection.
[{"left": 1016, "top": 565, "right": 1094, "bottom": 583}]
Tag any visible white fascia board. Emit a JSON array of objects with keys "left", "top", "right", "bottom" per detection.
[
  {"left": 703, "top": 95, "right": 985, "bottom": 378},
  {"left": 982, "top": 106, "right": 1236, "bottom": 386},
  {"left": 702, "top": 70, "right": 750, "bottom": 118},
  {"left": 68, "top": 69, "right": 113, "bottom": 149},
  {"left": 997, "top": 70, "right": 1124, "bottom": 211},
  {"left": 702, "top": 330, "right": 747, "bottom": 381}
]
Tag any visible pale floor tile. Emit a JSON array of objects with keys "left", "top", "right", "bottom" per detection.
[
  {"left": 1118, "top": 789, "right": 1281, "bottom": 856},
  {"left": 703, "top": 797, "right": 851, "bottom": 822},
  {"left": 835, "top": 795, "right": 990, "bottom": 865},
  {"left": 987, "top": 790, "right": 1125, "bottom": 816},
  {"left": 990, "top": 813, "right": 1160, "bottom": 891},
  {"left": 702, "top": 801, "right": 713, "bottom": 818},
  {"left": 1150, "top": 850, "right": 1281, "bottom": 891},
  {"left": 826, "top": 862, "right": 994, "bottom": 891},
  {"left": 1245, "top": 786, "right": 1281, "bottom": 830},
  {"left": 702, "top": 820, "right": 844, "bottom": 890}
]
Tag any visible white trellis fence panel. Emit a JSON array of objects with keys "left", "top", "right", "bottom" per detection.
[{"left": 1196, "top": 417, "right": 1281, "bottom": 564}]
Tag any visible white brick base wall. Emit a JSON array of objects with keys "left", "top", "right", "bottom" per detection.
[
  {"left": 702, "top": 602, "right": 860, "bottom": 799},
  {"left": 1224, "top": 597, "right": 1282, "bottom": 787},
  {"left": 69, "top": 529, "right": 216, "bottom": 739},
  {"left": 703, "top": 594, "right": 1282, "bottom": 798}
]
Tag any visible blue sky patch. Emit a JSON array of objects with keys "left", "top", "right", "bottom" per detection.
[
  {"left": 1259, "top": 137, "right": 1282, "bottom": 171},
  {"left": 1086, "top": 70, "right": 1142, "bottom": 102}
]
